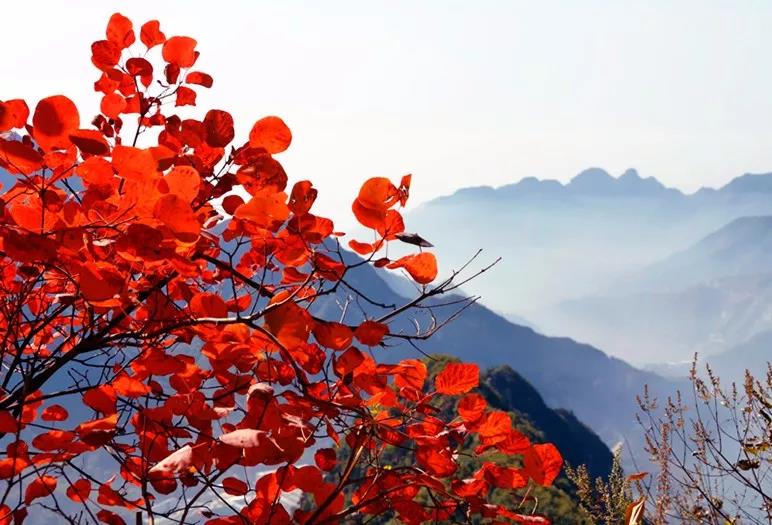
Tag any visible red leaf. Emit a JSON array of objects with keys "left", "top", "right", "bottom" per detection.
[
  {"left": 357, "top": 177, "right": 399, "bottom": 212},
  {"left": 393, "top": 359, "right": 427, "bottom": 390},
  {"left": 0, "top": 139, "right": 43, "bottom": 175},
  {"left": 140, "top": 20, "right": 166, "bottom": 48},
  {"left": 354, "top": 320, "right": 389, "bottom": 346},
  {"left": 0, "top": 411, "right": 19, "bottom": 433},
  {"left": 162, "top": 36, "right": 198, "bottom": 68},
  {"left": 79, "top": 262, "right": 124, "bottom": 303},
  {"left": 248, "top": 116, "right": 292, "bottom": 154},
  {"left": 32, "top": 95, "right": 80, "bottom": 151},
  {"left": 153, "top": 194, "right": 201, "bottom": 242},
  {"left": 162, "top": 165, "right": 200, "bottom": 202},
  {"left": 347, "top": 239, "right": 376, "bottom": 255},
  {"left": 477, "top": 411, "right": 511, "bottom": 441},
  {"left": 186, "top": 71, "right": 213, "bottom": 88},
  {"left": 33, "top": 430, "right": 75, "bottom": 451},
  {"left": 203, "top": 110, "right": 234, "bottom": 148},
  {"left": 221, "top": 194, "right": 244, "bottom": 215},
  {"left": 69, "top": 129, "right": 110, "bottom": 156},
  {"left": 386, "top": 253, "right": 438, "bottom": 284},
  {"left": 97, "top": 509, "right": 126, "bottom": 525},
  {"left": 416, "top": 446, "right": 456, "bottom": 477},
  {"left": 314, "top": 448, "right": 337, "bottom": 471},
  {"left": 263, "top": 297, "right": 312, "bottom": 349},
  {"left": 523, "top": 443, "right": 563, "bottom": 486},
  {"left": 83, "top": 385, "right": 117, "bottom": 415},
  {"left": 24, "top": 475, "right": 56, "bottom": 504},
  {"left": 435, "top": 363, "right": 479, "bottom": 395},
  {"left": 41, "top": 404, "right": 68, "bottom": 422},
  {"left": 175, "top": 86, "right": 197, "bottom": 107},
  {"left": 106, "top": 13, "right": 135, "bottom": 49},
  {"left": 66, "top": 479, "right": 91, "bottom": 503},
  {"left": 313, "top": 322, "right": 353, "bottom": 350},
  {"left": 91, "top": 40, "right": 121, "bottom": 70},
  {"left": 113, "top": 374, "right": 151, "bottom": 398},
  {"left": 457, "top": 393, "right": 486, "bottom": 422},
  {"left": 126, "top": 57, "right": 153, "bottom": 77},
  {"left": 222, "top": 477, "right": 248, "bottom": 496},
  {"left": 190, "top": 293, "right": 229, "bottom": 319},
  {"left": 100, "top": 93, "right": 126, "bottom": 119},
  {"left": 0, "top": 99, "right": 29, "bottom": 131},
  {"left": 288, "top": 180, "right": 317, "bottom": 215}
]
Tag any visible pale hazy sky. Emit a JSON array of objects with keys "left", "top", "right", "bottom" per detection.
[{"left": 3, "top": 1, "right": 772, "bottom": 226}]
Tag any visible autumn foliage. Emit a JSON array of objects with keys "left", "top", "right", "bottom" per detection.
[{"left": 0, "top": 13, "right": 561, "bottom": 525}]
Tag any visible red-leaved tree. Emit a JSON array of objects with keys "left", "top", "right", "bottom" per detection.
[{"left": 0, "top": 13, "right": 562, "bottom": 525}]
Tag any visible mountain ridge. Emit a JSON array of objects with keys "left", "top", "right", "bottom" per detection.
[{"left": 426, "top": 168, "right": 772, "bottom": 205}]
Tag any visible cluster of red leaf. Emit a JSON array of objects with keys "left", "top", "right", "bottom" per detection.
[{"left": 0, "top": 13, "right": 561, "bottom": 525}]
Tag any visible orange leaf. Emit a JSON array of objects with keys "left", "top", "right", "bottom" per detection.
[
  {"left": 625, "top": 496, "right": 646, "bottom": 525},
  {"left": 233, "top": 191, "right": 290, "bottom": 229},
  {"left": 387, "top": 252, "right": 438, "bottom": 285},
  {"left": 249, "top": 116, "right": 292, "bottom": 154},
  {"left": 347, "top": 239, "right": 376, "bottom": 256},
  {"left": 393, "top": 359, "right": 427, "bottom": 390},
  {"left": 313, "top": 322, "right": 353, "bottom": 350},
  {"left": 190, "top": 292, "right": 228, "bottom": 319},
  {"left": 32, "top": 95, "right": 80, "bottom": 151},
  {"left": 477, "top": 411, "right": 511, "bottom": 440},
  {"left": 153, "top": 194, "right": 200, "bottom": 242},
  {"left": 457, "top": 393, "right": 486, "bottom": 422},
  {"left": 162, "top": 165, "right": 200, "bottom": 203},
  {"left": 435, "top": 363, "right": 479, "bottom": 395},
  {"left": 162, "top": 36, "right": 198, "bottom": 68},
  {"left": 113, "top": 374, "right": 151, "bottom": 398},
  {"left": 357, "top": 177, "right": 399, "bottom": 212},
  {"left": 24, "top": 475, "right": 56, "bottom": 504},
  {"left": 523, "top": 443, "right": 563, "bottom": 486}
]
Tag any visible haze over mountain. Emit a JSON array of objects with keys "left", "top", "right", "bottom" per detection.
[
  {"left": 407, "top": 169, "right": 772, "bottom": 365},
  {"left": 547, "top": 215, "right": 772, "bottom": 364},
  {"left": 315, "top": 249, "right": 684, "bottom": 454}
]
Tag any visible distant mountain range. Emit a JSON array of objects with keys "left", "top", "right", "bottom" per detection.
[
  {"left": 407, "top": 168, "right": 772, "bottom": 366},
  {"left": 545, "top": 215, "right": 772, "bottom": 364},
  {"left": 317, "top": 249, "right": 684, "bottom": 456}
]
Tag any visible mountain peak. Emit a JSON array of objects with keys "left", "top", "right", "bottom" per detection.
[
  {"left": 568, "top": 167, "right": 614, "bottom": 192},
  {"left": 718, "top": 173, "right": 772, "bottom": 194},
  {"left": 620, "top": 168, "right": 641, "bottom": 180}
]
